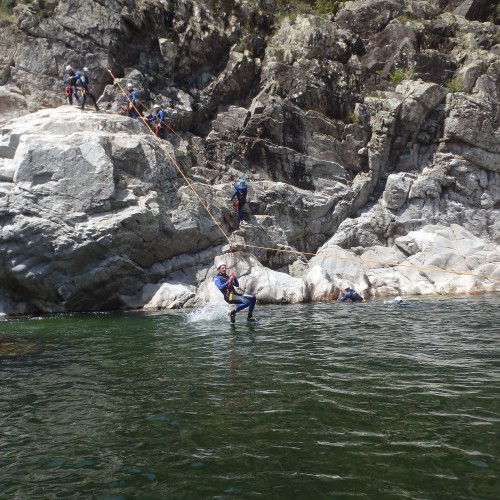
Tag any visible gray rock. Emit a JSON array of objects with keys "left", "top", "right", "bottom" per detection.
[{"left": 0, "top": 0, "right": 499, "bottom": 315}]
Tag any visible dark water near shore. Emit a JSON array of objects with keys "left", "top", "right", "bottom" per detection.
[{"left": 1, "top": 297, "right": 499, "bottom": 499}]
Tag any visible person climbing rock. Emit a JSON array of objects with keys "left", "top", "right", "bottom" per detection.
[
  {"left": 123, "top": 82, "right": 143, "bottom": 118},
  {"left": 79, "top": 67, "right": 99, "bottom": 112},
  {"left": 147, "top": 104, "right": 166, "bottom": 138},
  {"left": 337, "top": 287, "right": 364, "bottom": 302},
  {"left": 213, "top": 262, "right": 257, "bottom": 323},
  {"left": 229, "top": 179, "right": 248, "bottom": 226},
  {"left": 63, "top": 65, "right": 81, "bottom": 106}
]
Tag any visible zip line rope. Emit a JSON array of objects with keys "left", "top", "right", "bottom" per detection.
[
  {"left": 240, "top": 243, "right": 500, "bottom": 281},
  {"left": 103, "top": 68, "right": 500, "bottom": 284},
  {"left": 106, "top": 68, "right": 231, "bottom": 243}
]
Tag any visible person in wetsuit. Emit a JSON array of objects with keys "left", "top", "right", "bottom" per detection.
[
  {"left": 229, "top": 179, "right": 248, "bottom": 226},
  {"left": 337, "top": 287, "right": 364, "bottom": 302},
  {"left": 213, "top": 262, "right": 256, "bottom": 323}
]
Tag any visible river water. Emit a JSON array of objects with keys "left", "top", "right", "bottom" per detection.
[{"left": 1, "top": 296, "right": 499, "bottom": 499}]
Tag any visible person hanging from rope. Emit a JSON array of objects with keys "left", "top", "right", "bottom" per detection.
[
  {"left": 229, "top": 179, "right": 248, "bottom": 226},
  {"left": 63, "top": 65, "right": 81, "bottom": 106},
  {"left": 146, "top": 104, "right": 167, "bottom": 138},
  {"left": 123, "top": 82, "right": 143, "bottom": 118},
  {"left": 337, "top": 286, "right": 365, "bottom": 302},
  {"left": 79, "top": 67, "right": 99, "bottom": 112},
  {"left": 213, "top": 262, "right": 257, "bottom": 323}
]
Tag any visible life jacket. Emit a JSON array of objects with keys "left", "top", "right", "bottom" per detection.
[
  {"left": 64, "top": 71, "right": 79, "bottom": 86},
  {"left": 79, "top": 75, "right": 90, "bottom": 90},
  {"left": 215, "top": 272, "right": 235, "bottom": 300},
  {"left": 234, "top": 185, "right": 247, "bottom": 203}
]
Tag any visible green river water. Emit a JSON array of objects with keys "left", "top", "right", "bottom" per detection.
[{"left": 0, "top": 296, "right": 499, "bottom": 499}]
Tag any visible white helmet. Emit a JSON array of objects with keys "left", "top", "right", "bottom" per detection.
[
  {"left": 216, "top": 262, "right": 227, "bottom": 269},
  {"left": 154, "top": 104, "right": 161, "bottom": 109},
  {"left": 66, "top": 65, "right": 73, "bottom": 71},
  {"left": 126, "top": 82, "right": 134, "bottom": 89},
  {"left": 82, "top": 67, "right": 89, "bottom": 72},
  {"left": 395, "top": 296, "right": 402, "bottom": 302}
]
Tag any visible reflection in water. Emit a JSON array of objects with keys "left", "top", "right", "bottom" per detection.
[{"left": 0, "top": 297, "right": 499, "bottom": 499}]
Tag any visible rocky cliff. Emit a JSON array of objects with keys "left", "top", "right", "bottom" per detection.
[{"left": 1, "top": 0, "right": 499, "bottom": 315}]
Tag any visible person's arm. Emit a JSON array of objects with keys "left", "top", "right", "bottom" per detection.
[
  {"left": 337, "top": 293, "right": 348, "bottom": 302},
  {"left": 232, "top": 277, "right": 239, "bottom": 288},
  {"left": 229, "top": 188, "right": 237, "bottom": 201},
  {"left": 213, "top": 275, "right": 229, "bottom": 292}
]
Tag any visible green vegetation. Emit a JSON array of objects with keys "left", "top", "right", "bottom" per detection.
[
  {"left": 446, "top": 75, "right": 463, "bottom": 93},
  {"left": 388, "top": 69, "right": 415, "bottom": 86},
  {"left": 487, "top": 3, "right": 500, "bottom": 23},
  {"left": 395, "top": 13, "right": 412, "bottom": 23},
  {"left": 312, "top": 0, "right": 339, "bottom": 18},
  {"left": 347, "top": 111, "right": 361, "bottom": 125},
  {"left": 0, "top": 0, "right": 44, "bottom": 23},
  {"left": 0, "top": 0, "right": 14, "bottom": 22},
  {"left": 276, "top": 0, "right": 345, "bottom": 20}
]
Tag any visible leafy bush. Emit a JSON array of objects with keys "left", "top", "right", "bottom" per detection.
[
  {"left": 276, "top": 0, "right": 345, "bottom": 19},
  {"left": 311, "top": 0, "right": 339, "bottom": 18},
  {"left": 487, "top": 3, "right": 500, "bottom": 23},
  {"left": 446, "top": 75, "right": 463, "bottom": 93},
  {"left": 388, "top": 69, "right": 415, "bottom": 86},
  {"left": 347, "top": 111, "right": 361, "bottom": 125},
  {"left": 0, "top": 0, "right": 44, "bottom": 22}
]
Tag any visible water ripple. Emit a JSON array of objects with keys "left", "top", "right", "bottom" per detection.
[{"left": 1, "top": 298, "right": 499, "bottom": 498}]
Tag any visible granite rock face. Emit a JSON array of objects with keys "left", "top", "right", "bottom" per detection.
[{"left": 0, "top": 0, "right": 499, "bottom": 314}]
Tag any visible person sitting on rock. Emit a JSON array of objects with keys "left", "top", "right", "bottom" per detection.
[
  {"left": 213, "top": 262, "right": 257, "bottom": 323},
  {"left": 63, "top": 65, "right": 81, "bottom": 106},
  {"left": 147, "top": 104, "right": 167, "bottom": 138},
  {"left": 79, "top": 67, "right": 99, "bottom": 112},
  {"left": 229, "top": 179, "right": 248, "bottom": 226},
  {"left": 337, "top": 287, "right": 364, "bottom": 302}
]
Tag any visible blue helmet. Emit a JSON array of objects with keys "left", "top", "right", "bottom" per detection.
[{"left": 240, "top": 179, "right": 246, "bottom": 184}]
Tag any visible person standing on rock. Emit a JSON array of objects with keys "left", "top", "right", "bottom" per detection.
[
  {"left": 63, "top": 65, "right": 81, "bottom": 106},
  {"left": 123, "top": 82, "right": 143, "bottom": 118},
  {"left": 229, "top": 179, "right": 248, "bottom": 226},
  {"left": 79, "top": 67, "right": 99, "bottom": 112},
  {"left": 147, "top": 104, "right": 167, "bottom": 138},
  {"left": 213, "top": 262, "right": 257, "bottom": 323},
  {"left": 337, "top": 287, "right": 365, "bottom": 302}
]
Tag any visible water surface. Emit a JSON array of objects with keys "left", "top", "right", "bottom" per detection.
[{"left": 1, "top": 297, "right": 499, "bottom": 498}]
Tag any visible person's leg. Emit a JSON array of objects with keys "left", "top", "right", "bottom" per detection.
[
  {"left": 243, "top": 294, "right": 256, "bottom": 317},
  {"left": 90, "top": 93, "right": 99, "bottom": 110},
  {"left": 81, "top": 94, "right": 87, "bottom": 110},
  {"left": 238, "top": 200, "right": 245, "bottom": 222},
  {"left": 225, "top": 294, "right": 248, "bottom": 322},
  {"left": 73, "top": 87, "right": 81, "bottom": 105},
  {"left": 231, "top": 294, "right": 250, "bottom": 313}
]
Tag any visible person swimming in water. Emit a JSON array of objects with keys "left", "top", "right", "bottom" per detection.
[
  {"left": 384, "top": 296, "right": 412, "bottom": 306},
  {"left": 337, "top": 287, "right": 364, "bottom": 302}
]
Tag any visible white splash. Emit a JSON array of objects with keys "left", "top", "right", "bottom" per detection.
[{"left": 185, "top": 304, "right": 230, "bottom": 323}]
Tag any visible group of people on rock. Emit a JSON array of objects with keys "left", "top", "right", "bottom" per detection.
[
  {"left": 62, "top": 67, "right": 166, "bottom": 137},
  {"left": 122, "top": 82, "right": 167, "bottom": 138},
  {"left": 63, "top": 66, "right": 99, "bottom": 111}
]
